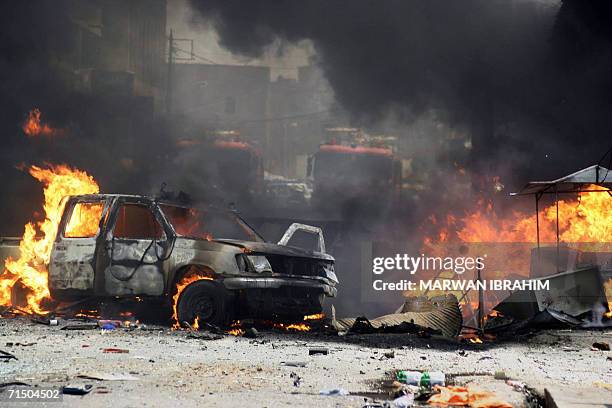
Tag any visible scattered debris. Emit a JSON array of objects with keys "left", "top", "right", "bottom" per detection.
[
  {"left": 333, "top": 295, "right": 462, "bottom": 338},
  {"left": 0, "top": 381, "right": 30, "bottom": 388},
  {"left": 101, "top": 348, "right": 129, "bottom": 354},
  {"left": 506, "top": 380, "right": 526, "bottom": 392},
  {"left": 593, "top": 381, "right": 612, "bottom": 391},
  {"left": 62, "top": 384, "right": 93, "bottom": 395},
  {"left": 281, "top": 361, "right": 307, "bottom": 367},
  {"left": 396, "top": 370, "right": 445, "bottom": 387},
  {"left": 392, "top": 394, "right": 414, "bottom": 408},
  {"left": 61, "top": 323, "right": 98, "bottom": 330},
  {"left": 592, "top": 342, "right": 610, "bottom": 351},
  {"left": 77, "top": 372, "right": 139, "bottom": 381},
  {"left": 243, "top": 327, "right": 258, "bottom": 339},
  {"left": 428, "top": 385, "right": 512, "bottom": 407},
  {"left": 290, "top": 372, "right": 301, "bottom": 387},
  {"left": 319, "top": 387, "right": 349, "bottom": 396},
  {"left": 31, "top": 317, "right": 58, "bottom": 326},
  {"left": 0, "top": 349, "right": 18, "bottom": 361},
  {"left": 5, "top": 342, "right": 35, "bottom": 347},
  {"left": 309, "top": 347, "right": 329, "bottom": 356},
  {"left": 186, "top": 332, "right": 224, "bottom": 341}
]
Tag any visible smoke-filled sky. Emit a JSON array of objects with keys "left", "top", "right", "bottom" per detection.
[
  {"left": 187, "top": 0, "right": 612, "bottom": 182},
  {"left": 1, "top": 0, "right": 612, "bottom": 234}
]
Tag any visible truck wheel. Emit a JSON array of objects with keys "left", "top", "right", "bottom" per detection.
[{"left": 177, "top": 280, "right": 231, "bottom": 328}]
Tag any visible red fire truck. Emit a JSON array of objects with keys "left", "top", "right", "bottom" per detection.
[{"left": 309, "top": 128, "right": 402, "bottom": 216}]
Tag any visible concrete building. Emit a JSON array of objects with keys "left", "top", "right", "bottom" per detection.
[{"left": 171, "top": 62, "right": 271, "bottom": 151}]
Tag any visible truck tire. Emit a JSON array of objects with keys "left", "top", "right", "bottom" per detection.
[{"left": 176, "top": 280, "right": 231, "bottom": 328}]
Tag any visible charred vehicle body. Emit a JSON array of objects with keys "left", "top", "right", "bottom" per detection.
[{"left": 48, "top": 194, "right": 337, "bottom": 326}]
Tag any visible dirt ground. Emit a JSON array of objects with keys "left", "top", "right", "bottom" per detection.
[{"left": 0, "top": 317, "right": 611, "bottom": 407}]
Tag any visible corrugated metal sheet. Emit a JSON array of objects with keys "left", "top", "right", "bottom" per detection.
[{"left": 333, "top": 294, "right": 462, "bottom": 338}]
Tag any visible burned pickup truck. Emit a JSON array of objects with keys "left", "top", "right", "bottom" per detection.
[{"left": 48, "top": 194, "right": 337, "bottom": 326}]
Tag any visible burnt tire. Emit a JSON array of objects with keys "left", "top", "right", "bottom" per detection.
[{"left": 176, "top": 280, "right": 231, "bottom": 328}]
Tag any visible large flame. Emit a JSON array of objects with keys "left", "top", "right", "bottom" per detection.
[
  {"left": 428, "top": 184, "right": 610, "bottom": 244},
  {"left": 22, "top": 109, "right": 61, "bottom": 137},
  {"left": 0, "top": 165, "right": 99, "bottom": 314},
  {"left": 423, "top": 184, "right": 611, "bottom": 321}
]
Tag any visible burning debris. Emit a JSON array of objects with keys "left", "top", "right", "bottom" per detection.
[
  {"left": 22, "top": 108, "right": 63, "bottom": 137},
  {"left": 425, "top": 182, "right": 611, "bottom": 245}
]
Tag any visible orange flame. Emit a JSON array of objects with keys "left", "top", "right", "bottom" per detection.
[
  {"left": 429, "top": 185, "right": 610, "bottom": 244},
  {"left": 303, "top": 313, "right": 325, "bottom": 321},
  {"left": 22, "top": 109, "right": 61, "bottom": 137},
  {"left": 273, "top": 322, "right": 311, "bottom": 332},
  {"left": 227, "top": 320, "right": 244, "bottom": 336},
  {"left": 0, "top": 165, "right": 99, "bottom": 314},
  {"left": 605, "top": 279, "right": 612, "bottom": 318},
  {"left": 171, "top": 273, "right": 213, "bottom": 329},
  {"left": 192, "top": 316, "right": 200, "bottom": 331},
  {"left": 64, "top": 202, "right": 104, "bottom": 238},
  {"left": 227, "top": 328, "right": 245, "bottom": 336}
]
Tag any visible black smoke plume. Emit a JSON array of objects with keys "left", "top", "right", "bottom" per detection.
[
  {"left": 188, "top": 0, "right": 612, "bottom": 186},
  {"left": 0, "top": 1, "right": 171, "bottom": 234}
]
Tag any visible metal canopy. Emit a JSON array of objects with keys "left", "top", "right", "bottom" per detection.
[
  {"left": 511, "top": 164, "right": 612, "bottom": 196},
  {"left": 510, "top": 163, "right": 612, "bottom": 273}
]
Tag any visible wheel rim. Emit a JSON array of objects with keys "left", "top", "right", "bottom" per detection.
[{"left": 187, "top": 294, "right": 215, "bottom": 322}]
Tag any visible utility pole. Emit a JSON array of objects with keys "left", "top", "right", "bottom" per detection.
[
  {"left": 166, "top": 30, "right": 195, "bottom": 116},
  {"left": 166, "top": 29, "right": 174, "bottom": 115}
]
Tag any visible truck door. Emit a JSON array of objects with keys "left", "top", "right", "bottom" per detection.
[
  {"left": 49, "top": 198, "right": 108, "bottom": 296},
  {"left": 104, "top": 200, "right": 169, "bottom": 296}
]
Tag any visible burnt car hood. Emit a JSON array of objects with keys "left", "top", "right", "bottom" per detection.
[{"left": 214, "top": 239, "right": 334, "bottom": 262}]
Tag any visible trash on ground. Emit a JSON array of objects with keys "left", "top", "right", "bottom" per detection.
[
  {"left": 427, "top": 385, "right": 512, "bottom": 407},
  {"left": 243, "top": 327, "right": 259, "bottom": 338},
  {"left": 592, "top": 342, "right": 610, "bottom": 351},
  {"left": 61, "top": 323, "right": 98, "bottom": 330},
  {"left": 319, "top": 387, "right": 350, "bottom": 396},
  {"left": 186, "top": 332, "right": 224, "bottom": 340},
  {"left": 392, "top": 393, "right": 414, "bottom": 408},
  {"left": 77, "top": 372, "right": 139, "bottom": 381},
  {"left": 309, "top": 347, "right": 329, "bottom": 355},
  {"left": 281, "top": 361, "right": 307, "bottom": 367},
  {"left": 0, "top": 349, "right": 18, "bottom": 360},
  {"left": 101, "top": 348, "right": 129, "bottom": 354},
  {"left": 290, "top": 372, "right": 301, "bottom": 387},
  {"left": 332, "top": 294, "right": 462, "bottom": 338},
  {"left": 62, "top": 384, "right": 93, "bottom": 395},
  {"left": 396, "top": 370, "right": 445, "bottom": 387}
]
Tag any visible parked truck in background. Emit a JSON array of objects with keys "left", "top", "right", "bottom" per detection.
[
  {"left": 309, "top": 128, "right": 402, "bottom": 218},
  {"left": 175, "top": 130, "right": 264, "bottom": 206}
]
